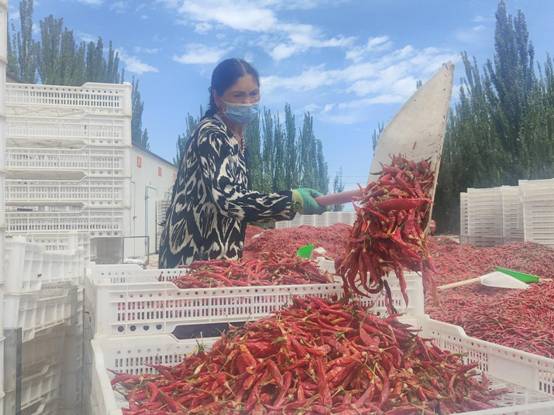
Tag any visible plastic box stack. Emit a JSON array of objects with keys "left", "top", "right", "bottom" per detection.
[
  {"left": 460, "top": 180, "right": 554, "bottom": 247},
  {"left": 465, "top": 187, "right": 505, "bottom": 246},
  {"left": 460, "top": 186, "right": 524, "bottom": 246},
  {"left": 87, "top": 217, "right": 554, "bottom": 414},
  {"left": 3, "top": 81, "right": 132, "bottom": 248},
  {"left": 0, "top": 0, "right": 8, "bottom": 412},
  {"left": 2, "top": 236, "right": 84, "bottom": 414},
  {"left": 500, "top": 185, "right": 524, "bottom": 242},
  {"left": 459, "top": 192, "right": 469, "bottom": 243},
  {"left": 520, "top": 178, "right": 554, "bottom": 248},
  {"left": 275, "top": 211, "right": 356, "bottom": 228}
]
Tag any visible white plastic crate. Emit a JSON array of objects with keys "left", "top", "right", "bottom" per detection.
[
  {"left": 6, "top": 208, "right": 127, "bottom": 236},
  {"left": 25, "top": 232, "right": 80, "bottom": 252},
  {"left": 500, "top": 186, "right": 524, "bottom": 242},
  {"left": 0, "top": 337, "right": 4, "bottom": 415},
  {"left": 466, "top": 187, "right": 504, "bottom": 245},
  {"left": 6, "top": 82, "right": 132, "bottom": 117},
  {"left": 3, "top": 237, "right": 43, "bottom": 293},
  {"left": 85, "top": 263, "right": 424, "bottom": 337},
  {"left": 20, "top": 364, "right": 61, "bottom": 412},
  {"left": 6, "top": 146, "right": 130, "bottom": 178},
  {"left": 275, "top": 211, "right": 356, "bottom": 229},
  {"left": 0, "top": 230, "right": 4, "bottom": 286},
  {"left": 4, "top": 286, "right": 75, "bottom": 342},
  {"left": 41, "top": 249, "right": 85, "bottom": 284},
  {"left": 460, "top": 192, "right": 469, "bottom": 239},
  {"left": 22, "top": 326, "right": 66, "bottom": 376},
  {"left": 21, "top": 398, "right": 59, "bottom": 415},
  {"left": 90, "top": 314, "right": 554, "bottom": 415},
  {"left": 0, "top": 174, "right": 5, "bottom": 229},
  {"left": 3, "top": 238, "right": 84, "bottom": 292},
  {"left": 7, "top": 116, "right": 130, "bottom": 148},
  {"left": 5, "top": 177, "right": 130, "bottom": 208},
  {"left": 519, "top": 180, "right": 554, "bottom": 247}
]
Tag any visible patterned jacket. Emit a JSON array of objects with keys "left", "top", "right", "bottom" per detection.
[{"left": 159, "top": 115, "right": 295, "bottom": 268}]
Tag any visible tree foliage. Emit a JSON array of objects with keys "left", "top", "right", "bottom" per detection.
[{"left": 435, "top": 0, "right": 554, "bottom": 232}]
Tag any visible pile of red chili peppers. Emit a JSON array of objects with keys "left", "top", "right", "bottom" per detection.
[
  {"left": 171, "top": 254, "right": 333, "bottom": 288},
  {"left": 244, "top": 223, "right": 351, "bottom": 260},
  {"left": 425, "top": 236, "right": 554, "bottom": 357},
  {"left": 113, "top": 297, "right": 503, "bottom": 414},
  {"left": 336, "top": 155, "right": 435, "bottom": 312}
]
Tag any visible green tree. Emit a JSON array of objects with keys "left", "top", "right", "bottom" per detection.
[
  {"left": 9, "top": 0, "right": 37, "bottom": 82},
  {"left": 131, "top": 78, "right": 149, "bottom": 149},
  {"left": 174, "top": 108, "right": 203, "bottom": 165},
  {"left": 261, "top": 108, "right": 274, "bottom": 192},
  {"left": 371, "top": 123, "right": 384, "bottom": 152},
  {"left": 434, "top": 0, "right": 553, "bottom": 233},
  {"left": 299, "top": 112, "right": 316, "bottom": 188},
  {"left": 332, "top": 168, "right": 345, "bottom": 212},
  {"left": 315, "top": 139, "right": 329, "bottom": 194},
  {"left": 284, "top": 104, "right": 298, "bottom": 188},
  {"left": 272, "top": 114, "right": 286, "bottom": 190},
  {"left": 244, "top": 113, "right": 263, "bottom": 190}
]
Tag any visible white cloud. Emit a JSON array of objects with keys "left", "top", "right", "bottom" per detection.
[
  {"left": 173, "top": 43, "right": 229, "bottom": 65},
  {"left": 76, "top": 0, "right": 103, "bottom": 5},
  {"left": 455, "top": 24, "right": 487, "bottom": 43},
  {"left": 77, "top": 31, "right": 97, "bottom": 43},
  {"left": 347, "top": 35, "right": 393, "bottom": 62},
  {"left": 133, "top": 46, "right": 160, "bottom": 55},
  {"left": 117, "top": 49, "right": 159, "bottom": 74},
  {"left": 160, "top": 0, "right": 354, "bottom": 60},
  {"left": 262, "top": 43, "right": 458, "bottom": 124},
  {"left": 194, "top": 22, "right": 213, "bottom": 34},
  {"left": 472, "top": 15, "right": 494, "bottom": 23},
  {"left": 110, "top": 1, "right": 128, "bottom": 13}
]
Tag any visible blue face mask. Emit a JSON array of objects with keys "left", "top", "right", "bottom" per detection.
[{"left": 222, "top": 100, "right": 260, "bottom": 124}]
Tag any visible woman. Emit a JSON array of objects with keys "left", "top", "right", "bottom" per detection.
[{"left": 159, "top": 58, "right": 326, "bottom": 268}]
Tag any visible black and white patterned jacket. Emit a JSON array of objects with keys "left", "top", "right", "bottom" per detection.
[{"left": 159, "top": 115, "right": 295, "bottom": 268}]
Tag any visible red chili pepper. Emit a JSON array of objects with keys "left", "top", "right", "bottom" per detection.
[{"left": 112, "top": 297, "right": 505, "bottom": 414}]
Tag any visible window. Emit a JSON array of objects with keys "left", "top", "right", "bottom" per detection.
[
  {"left": 158, "top": 167, "right": 163, "bottom": 177},
  {"left": 136, "top": 156, "right": 142, "bottom": 168}
]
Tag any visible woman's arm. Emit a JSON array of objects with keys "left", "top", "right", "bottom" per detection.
[{"left": 196, "top": 128, "right": 296, "bottom": 223}]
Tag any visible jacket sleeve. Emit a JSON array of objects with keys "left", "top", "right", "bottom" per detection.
[{"left": 196, "top": 127, "right": 296, "bottom": 223}]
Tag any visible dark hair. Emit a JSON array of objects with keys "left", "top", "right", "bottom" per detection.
[{"left": 205, "top": 58, "right": 260, "bottom": 117}]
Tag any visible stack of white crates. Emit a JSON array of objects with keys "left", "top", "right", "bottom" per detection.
[
  {"left": 2, "top": 236, "right": 84, "bottom": 414},
  {"left": 519, "top": 179, "right": 554, "bottom": 248},
  {"left": 3, "top": 81, "right": 132, "bottom": 249},
  {"left": 461, "top": 186, "right": 525, "bottom": 246},
  {"left": 0, "top": 0, "right": 7, "bottom": 412},
  {"left": 500, "top": 185, "right": 524, "bottom": 242},
  {"left": 275, "top": 211, "right": 356, "bottom": 228},
  {"left": 466, "top": 187, "right": 504, "bottom": 246}
]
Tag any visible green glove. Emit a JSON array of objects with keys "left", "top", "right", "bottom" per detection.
[{"left": 291, "top": 188, "right": 326, "bottom": 215}]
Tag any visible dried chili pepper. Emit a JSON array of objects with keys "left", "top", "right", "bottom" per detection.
[
  {"left": 113, "top": 297, "right": 503, "bottom": 414},
  {"left": 336, "top": 155, "right": 435, "bottom": 313}
]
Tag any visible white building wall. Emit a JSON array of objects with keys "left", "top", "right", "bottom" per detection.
[{"left": 129, "top": 146, "right": 176, "bottom": 258}]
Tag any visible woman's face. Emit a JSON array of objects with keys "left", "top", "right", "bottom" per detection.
[{"left": 215, "top": 74, "right": 260, "bottom": 111}]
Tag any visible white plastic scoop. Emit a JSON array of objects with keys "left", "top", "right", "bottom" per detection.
[{"left": 438, "top": 271, "right": 529, "bottom": 291}]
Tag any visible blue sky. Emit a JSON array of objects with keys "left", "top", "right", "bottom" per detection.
[{"left": 13, "top": 0, "right": 554, "bottom": 190}]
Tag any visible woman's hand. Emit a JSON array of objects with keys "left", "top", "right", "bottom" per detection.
[{"left": 291, "top": 188, "right": 327, "bottom": 215}]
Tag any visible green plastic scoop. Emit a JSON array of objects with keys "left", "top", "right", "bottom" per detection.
[
  {"left": 296, "top": 243, "right": 315, "bottom": 259},
  {"left": 494, "top": 267, "right": 541, "bottom": 284}
]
